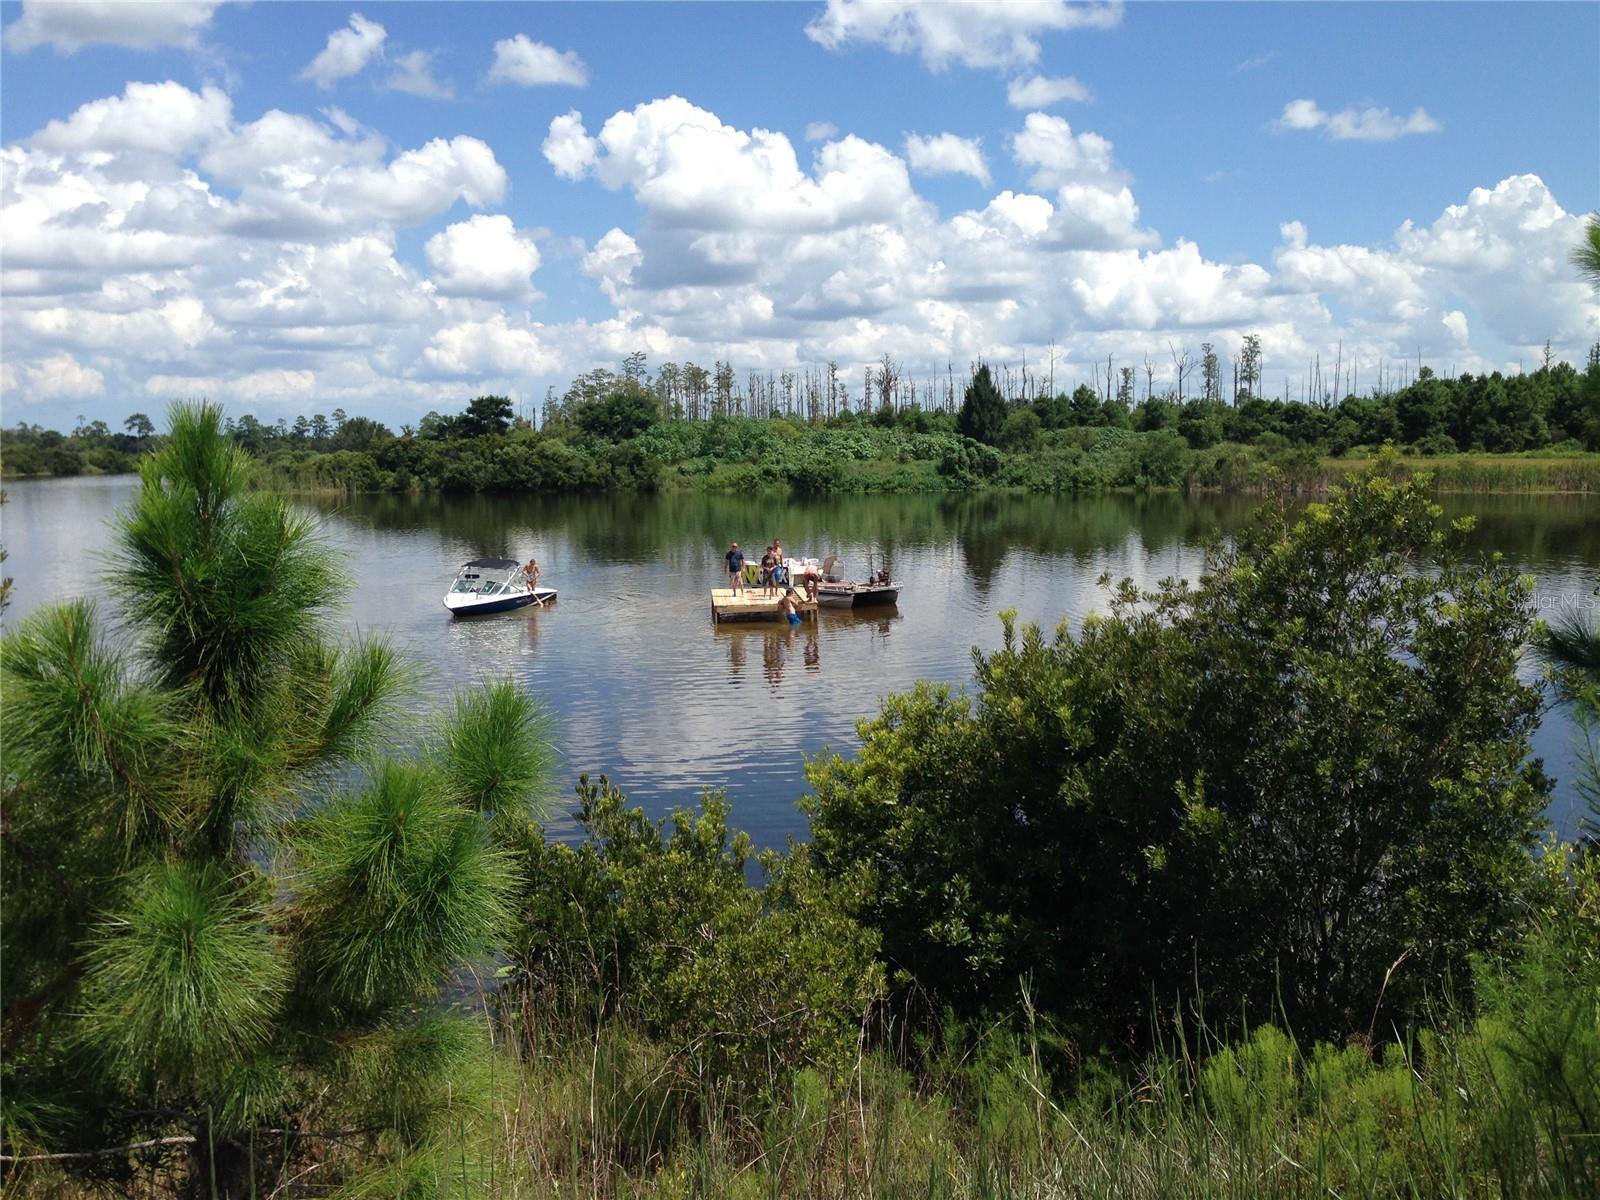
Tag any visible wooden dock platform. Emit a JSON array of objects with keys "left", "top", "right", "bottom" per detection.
[{"left": 710, "top": 588, "right": 818, "bottom": 623}]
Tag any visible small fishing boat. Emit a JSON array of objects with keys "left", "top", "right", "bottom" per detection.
[
  {"left": 443, "top": 558, "right": 556, "bottom": 616},
  {"left": 815, "top": 555, "right": 900, "bottom": 609}
]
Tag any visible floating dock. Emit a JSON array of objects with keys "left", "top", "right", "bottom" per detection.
[{"left": 710, "top": 588, "right": 819, "bottom": 623}]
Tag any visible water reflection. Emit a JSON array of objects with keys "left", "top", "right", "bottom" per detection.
[
  {"left": 713, "top": 607, "right": 899, "bottom": 691},
  {"left": 443, "top": 602, "right": 550, "bottom": 661}
]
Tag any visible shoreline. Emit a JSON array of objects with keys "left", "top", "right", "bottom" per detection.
[{"left": 10, "top": 456, "right": 1600, "bottom": 496}]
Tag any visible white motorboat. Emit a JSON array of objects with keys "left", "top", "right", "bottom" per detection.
[
  {"left": 814, "top": 555, "right": 900, "bottom": 609},
  {"left": 443, "top": 558, "right": 556, "bottom": 616}
]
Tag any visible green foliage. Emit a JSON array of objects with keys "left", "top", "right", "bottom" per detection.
[
  {"left": 0, "top": 402, "right": 552, "bottom": 1193},
  {"left": 460, "top": 394, "right": 514, "bottom": 438},
  {"left": 805, "top": 467, "right": 1549, "bottom": 1046},
  {"left": 1537, "top": 590, "right": 1600, "bottom": 842},
  {"left": 80, "top": 862, "right": 288, "bottom": 1094},
  {"left": 1574, "top": 212, "right": 1600, "bottom": 289},
  {"left": 117, "top": 405, "right": 343, "bottom": 720},
  {"left": 1464, "top": 846, "right": 1600, "bottom": 1192},
  {"left": 228, "top": 353, "right": 1600, "bottom": 500},
  {"left": 505, "top": 776, "right": 882, "bottom": 1087},
  {"left": 297, "top": 904, "right": 1594, "bottom": 1199},
  {"left": 295, "top": 762, "right": 516, "bottom": 1013},
  {"left": 0, "top": 488, "right": 10, "bottom": 614},
  {"left": 998, "top": 408, "right": 1042, "bottom": 453},
  {"left": 440, "top": 682, "right": 556, "bottom": 820},
  {"left": 957, "top": 364, "right": 1006, "bottom": 445},
  {"left": 576, "top": 390, "right": 660, "bottom": 441}
]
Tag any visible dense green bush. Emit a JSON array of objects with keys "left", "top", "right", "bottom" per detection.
[
  {"left": 504, "top": 777, "right": 883, "bottom": 1088},
  {"left": 575, "top": 391, "right": 660, "bottom": 441},
  {"left": 805, "top": 468, "right": 1549, "bottom": 1047}
]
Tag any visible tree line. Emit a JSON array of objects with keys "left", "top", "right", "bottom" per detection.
[{"left": 4, "top": 343, "right": 1597, "bottom": 492}]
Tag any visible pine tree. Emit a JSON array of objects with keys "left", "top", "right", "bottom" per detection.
[
  {"left": 1, "top": 403, "right": 552, "bottom": 1194},
  {"left": 957, "top": 363, "right": 1006, "bottom": 445}
]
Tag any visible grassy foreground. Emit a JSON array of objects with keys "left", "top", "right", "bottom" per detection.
[{"left": 9, "top": 873, "right": 1595, "bottom": 1200}]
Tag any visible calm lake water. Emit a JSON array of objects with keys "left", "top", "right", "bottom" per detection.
[{"left": 6, "top": 476, "right": 1598, "bottom": 843}]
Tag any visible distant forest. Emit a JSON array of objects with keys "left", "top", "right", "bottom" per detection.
[{"left": 3, "top": 339, "right": 1597, "bottom": 491}]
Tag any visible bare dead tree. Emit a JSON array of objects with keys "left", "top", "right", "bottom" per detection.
[
  {"left": 877, "top": 352, "right": 898, "bottom": 413},
  {"left": 1169, "top": 341, "right": 1193, "bottom": 404}
]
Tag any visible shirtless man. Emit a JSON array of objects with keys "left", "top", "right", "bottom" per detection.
[{"left": 779, "top": 588, "right": 803, "bottom": 626}]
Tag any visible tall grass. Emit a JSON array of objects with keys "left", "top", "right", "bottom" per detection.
[
  {"left": 8, "top": 884, "right": 1596, "bottom": 1199},
  {"left": 1326, "top": 452, "right": 1600, "bottom": 494},
  {"left": 7, "top": 851, "right": 1594, "bottom": 1200},
  {"left": 6, "top": 994, "right": 1592, "bottom": 1198},
  {"left": 452, "top": 990, "right": 1594, "bottom": 1200}
]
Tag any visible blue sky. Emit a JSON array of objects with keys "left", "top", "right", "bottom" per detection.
[{"left": 2, "top": 1, "right": 1596, "bottom": 428}]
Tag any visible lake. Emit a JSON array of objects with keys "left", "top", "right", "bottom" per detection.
[{"left": 5, "top": 475, "right": 1598, "bottom": 843}]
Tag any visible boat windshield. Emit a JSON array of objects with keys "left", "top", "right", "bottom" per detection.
[{"left": 451, "top": 565, "right": 523, "bottom": 596}]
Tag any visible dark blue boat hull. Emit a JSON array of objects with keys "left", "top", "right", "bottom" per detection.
[{"left": 444, "top": 588, "right": 556, "bottom": 616}]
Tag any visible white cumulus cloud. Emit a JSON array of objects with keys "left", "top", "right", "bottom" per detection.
[
  {"left": 542, "top": 109, "right": 598, "bottom": 180},
  {"left": 5, "top": 0, "right": 223, "bottom": 53},
  {"left": 487, "top": 34, "right": 588, "bottom": 87},
  {"left": 542, "top": 97, "right": 915, "bottom": 233},
  {"left": 300, "top": 12, "right": 386, "bottom": 89},
  {"left": 23, "top": 353, "right": 106, "bottom": 399},
  {"left": 904, "top": 132, "right": 990, "bottom": 185},
  {"left": 5, "top": 78, "right": 1592, "bottom": 429},
  {"left": 1010, "top": 112, "right": 1119, "bottom": 189},
  {"left": 582, "top": 228, "right": 643, "bottom": 303},
  {"left": 425, "top": 214, "right": 541, "bottom": 299},
  {"left": 423, "top": 313, "right": 558, "bottom": 377},
  {"left": 30, "top": 79, "right": 232, "bottom": 158}
]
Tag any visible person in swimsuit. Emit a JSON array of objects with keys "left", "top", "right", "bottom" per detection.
[
  {"left": 780, "top": 588, "right": 802, "bottom": 625},
  {"left": 725, "top": 542, "right": 745, "bottom": 593},
  {"left": 801, "top": 563, "right": 821, "bottom": 602},
  {"left": 761, "top": 546, "right": 778, "bottom": 595},
  {"left": 523, "top": 557, "right": 541, "bottom": 592}
]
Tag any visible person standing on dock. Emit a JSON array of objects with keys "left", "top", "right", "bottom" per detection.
[
  {"left": 761, "top": 546, "right": 778, "bottom": 595},
  {"left": 725, "top": 542, "right": 745, "bottom": 593}
]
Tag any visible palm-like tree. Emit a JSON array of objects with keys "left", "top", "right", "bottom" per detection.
[
  {"left": 1539, "top": 600, "right": 1600, "bottom": 843},
  {"left": 1542, "top": 610, "right": 1600, "bottom": 680},
  {"left": 1546, "top": 213, "right": 1600, "bottom": 835},
  {"left": 1, "top": 403, "right": 551, "bottom": 1193},
  {"left": 1574, "top": 212, "right": 1600, "bottom": 289}
]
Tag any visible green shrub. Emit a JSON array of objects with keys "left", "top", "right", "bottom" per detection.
[
  {"left": 805, "top": 468, "right": 1548, "bottom": 1046},
  {"left": 505, "top": 777, "right": 883, "bottom": 1088}
]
